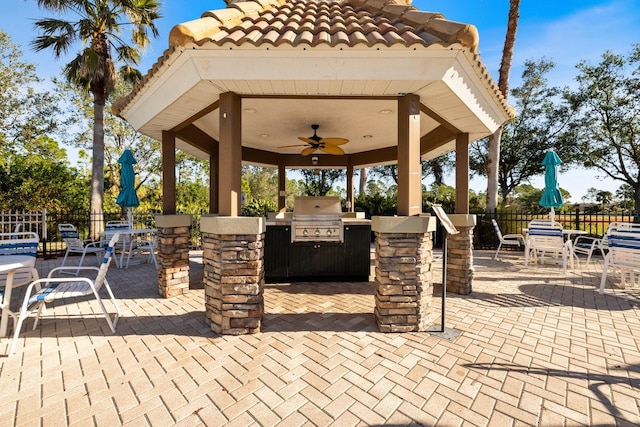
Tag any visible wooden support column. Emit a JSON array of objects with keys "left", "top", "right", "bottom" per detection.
[
  {"left": 397, "top": 94, "right": 422, "bottom": 216},
  {"left": 218, "top": 92, "right": 242, "bottom": 216},
  {"left": 209, "top": 153, "right": 218, "bottom": 214},
  {"left": 455, "top": 133, "right": 470, "bottom": 214},
  {"left": 161, "top": 131, "right": 176, "bottom": 215},
  {"left": 278, "top": 163, "right": 286, "bottom": 212},
  {"left": 346, "top": 159, "right": 354, "bottom": 212}
]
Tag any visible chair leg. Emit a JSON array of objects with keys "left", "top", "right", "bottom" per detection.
[
  {"left": 494, "top": 243, "right": 503, "bottom": 260},
  {"left": 61, "top": 249, "right": 70, "bottom": 267},
  {"left": 150, "top": 249, "right": 158, "bottom": 269},
  {"left": 91, "top": 280, "right": 120, "bottom": 333},
  {"left": 600, "top": 256, "right": 611, "bottom": 294}
]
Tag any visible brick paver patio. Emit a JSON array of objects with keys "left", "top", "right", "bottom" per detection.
[{"left": 1, "top": 249, "right": 639, "bottom": 426}]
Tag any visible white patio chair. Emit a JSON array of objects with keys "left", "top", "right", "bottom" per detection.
[
  {"left": 7, "top": 232, "right": 122, "bottom": 357},
  {"left": 58, "top": 223, "right": 104, "bottom": 274},
  {"left": 102, "top": 221, "right": 133, "bottom": 268},
  {"left": 126, "top": 233, "right": 158, "bottom": 269},
  {"left": 0, "top": 232, "right": 40, "bottom": 331},
  {"left": 491, "top": 219, "right": 525, "bottom": 259},
  {"left": 525, "top": 224, "right": 573, "bottom": 273}
]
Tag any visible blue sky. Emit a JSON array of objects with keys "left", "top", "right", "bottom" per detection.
[{"left": 2, "top": 0, "right": 640, "bottom": 202}]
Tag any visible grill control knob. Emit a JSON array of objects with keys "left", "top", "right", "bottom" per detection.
[
  {"left": 326, "top": 229, "right": 332, "bottom": 236},
  {"left": 303, "top": 229, "right": 309, "bottom": 236},
  {"left": 315, "top": 229, "right": 320, "bottom": 236}
]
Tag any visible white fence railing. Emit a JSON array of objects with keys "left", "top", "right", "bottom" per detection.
[{"left": 0, "top": 209, "right": 47, "bottom": 240}]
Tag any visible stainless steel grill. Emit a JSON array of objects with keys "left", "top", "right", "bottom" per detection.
[{"left": 291, "top": 196, "right": 343, "bottom": 243}]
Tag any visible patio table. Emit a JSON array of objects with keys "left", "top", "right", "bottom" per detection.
[
  {"left": 98, "top": 228, "right": 157, "bottom": 268},
  {"left": 0, "top": 255, "right": 37, "bottom": 337}
]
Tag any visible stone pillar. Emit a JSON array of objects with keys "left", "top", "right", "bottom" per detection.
[
  {"left": 446, "top": 215, "right": 476, "bottom": 295},
  {"left": 201, "top": 216, "right": 265, "bottom": 335},
  {"left": 372, "top": 216, "right": 437, "bottom": 332},
  {"left": 156, "top": 214, "right": 192, "bottom": 298}
]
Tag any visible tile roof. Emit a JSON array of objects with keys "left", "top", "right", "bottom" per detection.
[
  {"left": 169, "top": 0, "right": 479, "bottom": 51},
  {"left": 113, "top": 0, "right": 514, "bottom": 120}
]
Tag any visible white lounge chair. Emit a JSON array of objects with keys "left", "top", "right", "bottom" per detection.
[
  {"left": 126, "top": 234, "right": 158, "bottom": 269},
  {"left": 7, "top": 232, "right": 122, "bottom": 357},
  {"left": 525, "top": 223, "right": 573, "bottom": 273},
  {"left": 491, "top": 219, "right": 525, "bottom": 259},
  {"left": 599, "top": 225, "right": 640, "bottom": 293},
  {"left": 59, "top": 223, "right": 104, "bottom": 273}
]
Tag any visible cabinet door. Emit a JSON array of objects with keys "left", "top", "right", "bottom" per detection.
[
  {"left": 289, "top": 242, "right": 345, "bottom": 278},
  {"left": 264, "top": 226, "right": 290, "bottom": 279},
  {"left": 344, "top": 225, "right": 372, "bottom": 278}
]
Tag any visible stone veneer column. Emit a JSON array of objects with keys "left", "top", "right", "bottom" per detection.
[
  {"left": 372, "top": 215, "right": 437, "bottom": 332},
  {"left": 200, "top": 216, "right": 265, "bottom": 335},
  {"left": 155, "top": 214, "right": 192, "bottom": 298},
  {"left": 445, "top": 215, "right": 476, "bottom": 295}
]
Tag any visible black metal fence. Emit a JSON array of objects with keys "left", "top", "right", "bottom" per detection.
[
  {"left": 2, "top": 210, "right": 202, "bottom": 258},
  {"left": 5, "top": 208, "right": 636, "bottom": 257},
  {"left": 473, "top": 209, "right": 637, "bottom": 250}
]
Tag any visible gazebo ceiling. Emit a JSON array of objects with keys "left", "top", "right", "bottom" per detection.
[{"left": 114, "top": 0, "right": 515, "bottom": 166}]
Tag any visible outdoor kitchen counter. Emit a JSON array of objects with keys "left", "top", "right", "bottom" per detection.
[
  {"left": 264, "top": 216, "right": 372, "bottom": 282},
  {"left": 265, "top": 217, "right": 371, "bottom": 226}
]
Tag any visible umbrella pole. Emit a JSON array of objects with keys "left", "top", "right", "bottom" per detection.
[
  {"left": 549, "top": 207, "right": 555, "bottom": 223},
  {"left": 127, "top": 208, "right": 133, "bottom": 228}
]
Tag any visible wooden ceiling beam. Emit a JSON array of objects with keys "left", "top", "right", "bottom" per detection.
[
  {"left": 170, "top": 100, "right": 219, "bottom": 133},
  {"left": 175, "top": 124, "right": 219, "bottom": 155}
]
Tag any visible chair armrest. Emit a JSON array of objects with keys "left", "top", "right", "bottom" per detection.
[
  {"left": 503, "top": 233, "right": 525, "bottom": 241},
  {"left": 573, "top": 236, "right": 601, "bottom": 249},
  {"left": 83, "top": 241, "right": 104, "bottom": 249},
  {"left": 47, "top": 266, "right": 100, "bottom": 278}
]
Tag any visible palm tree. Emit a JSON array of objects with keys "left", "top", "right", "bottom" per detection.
[
  {"left": 31, "top": 0, "right": 161, "bottom": 238},
  {"left": 486, "top": 0, "right": 520, "bottom": 212}
]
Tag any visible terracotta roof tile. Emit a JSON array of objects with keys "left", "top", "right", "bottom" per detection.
[
  {"left": 169, "top": 0, "right": 476, "bottom": 50},
  {"left": 114, "top": 0, "right": 513, "bottom": 118}
]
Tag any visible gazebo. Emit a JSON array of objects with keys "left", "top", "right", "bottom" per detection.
[{"left": 114, "top": 0, "right": 514, "bottom": 334}]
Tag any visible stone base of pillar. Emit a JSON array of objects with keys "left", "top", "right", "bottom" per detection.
[
  {"left": 156, "top": 215, "right": 192, "bottom": 298},
  {"left": 446, "top": 224, "right": 474, "bottom": 295},
  {"left": 203, "top": 232, "right": 264, "bottom": 334},
  {"left": 372, "top": 216, "right": 438, "bottom": 333},
  {"left": 201, "top": 216, "right": 265, "bottom": 335}
]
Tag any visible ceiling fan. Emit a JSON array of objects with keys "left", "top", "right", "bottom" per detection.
[{"left": 279, "top": 124, "right": 349, "bottom": 156}]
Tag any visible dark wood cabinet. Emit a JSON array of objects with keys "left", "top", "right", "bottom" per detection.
[
  {"left": 264, "top": 226, "right": 290, "bottom": 280},
  {"left": 344, "top": 225, "right": 371, "bottom": 280},
  {"left": 265, "top": 223, "right": 371, "bottom": 282},
  {"left": 289, "top": 242, "right": 344, "bottom": 278}
]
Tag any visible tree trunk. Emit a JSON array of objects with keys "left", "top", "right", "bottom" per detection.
[
  {"left": 359, "top": 167, "right": 367, "bottom": 195},
  {"left": 90, "top": 91, "right": 106, "bottom": 240},
  {"left": 635, "top": 186, "right": 640, "bottom": 223},
  {"left": 429, "top": 159, "right": 444, "bottom": 185},
  {"left": 486, "top": 0, "right": 520, "bottom": 212}
]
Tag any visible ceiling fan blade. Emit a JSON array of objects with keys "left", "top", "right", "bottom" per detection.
[
  {"left": 301, "top": 146, "right": 318, "bottom": 156},
  {"left": 278, "top": 144, "right": 308, "bottom": 148},
  {"left": 320, "top": 137, "right": 349, "bottom": 146},
  {"left": 320, "top": 144, "right": 344, "bottom": 155},
  {"left": 298, "top": 137, "right": 316, "bottom": 144}
]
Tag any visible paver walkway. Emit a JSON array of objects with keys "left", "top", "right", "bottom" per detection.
[{"left": 1, "top": 250, "right": 639, "bottom": 426}]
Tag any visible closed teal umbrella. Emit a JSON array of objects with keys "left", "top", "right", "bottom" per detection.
[
  {"left": 539, "top": 149, "right": 563, "bottom": 221},
  {"left": 116, "top": 149, "right": 139, "bottom": 225}
]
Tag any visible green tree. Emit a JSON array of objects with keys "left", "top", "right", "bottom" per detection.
[
  {"left": 298, "top": 169, "right": 345, "bottom": 196},
  {"left": 0, "top": 30, "right": 61, "bottom": 157},
  {"left": 471, "top": 58, "right": 577, "bottom": 205},
  {"left": 615, "top": 184, "right": 634, "bottom": 210},
  {"left": 569, "top": 45, "right": 640, "bottom": 219},
  {"left": 59, "top": 77, "right": 162, "bottom": 213},
  {"left": 486, "top": 0, "right": 521, "bottom": 212},
  {"left": 31, "top": 0, "right": 161, "bottom": 236}
]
